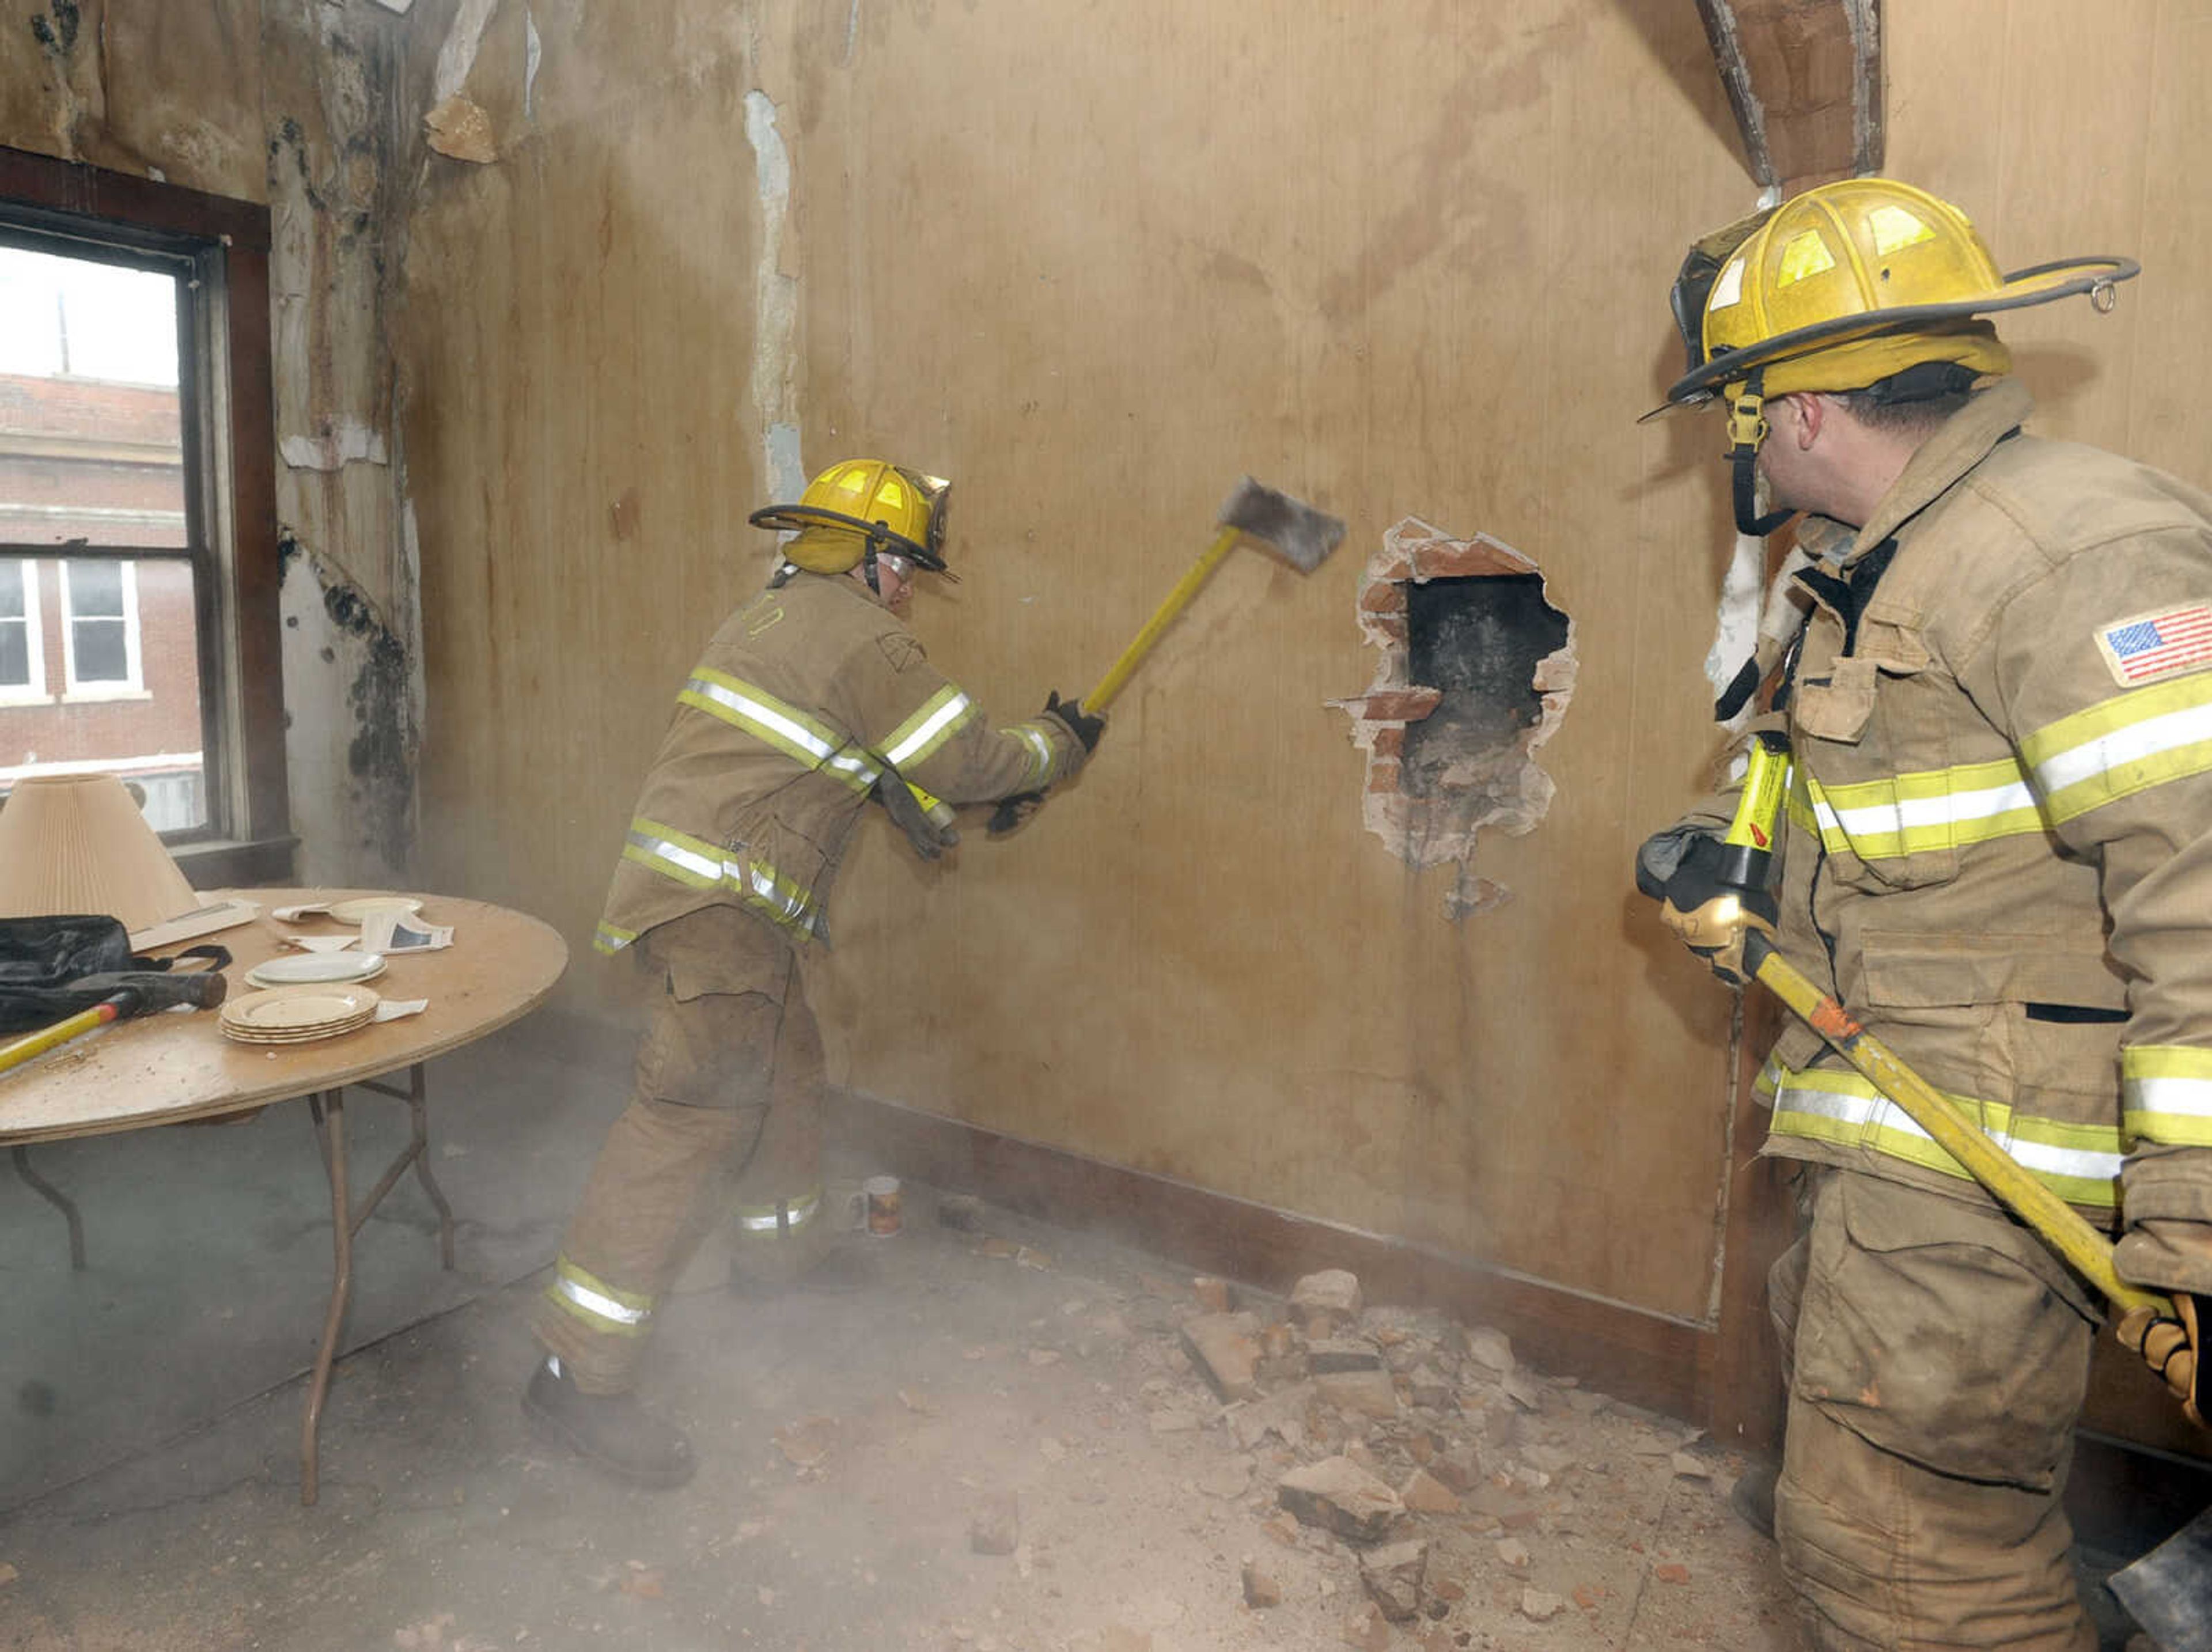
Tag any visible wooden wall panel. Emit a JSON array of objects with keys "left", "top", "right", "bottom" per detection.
[{"left": 389, "top": 0, "right": 2212, "bottom": 1340}]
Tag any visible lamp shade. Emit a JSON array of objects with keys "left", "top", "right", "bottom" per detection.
[{"left": 0, "top": 773, "right": 199, "bottom": 933}]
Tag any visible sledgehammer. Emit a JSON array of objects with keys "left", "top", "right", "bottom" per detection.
[{"left": 990, "top": 478, "right": 1346, "bottom": 833}]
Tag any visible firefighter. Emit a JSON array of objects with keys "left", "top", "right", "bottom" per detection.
[
  {"left": 1636, "top": 180, "right": 2208, "bottom": 1647},
  {"left": 526, "top": 459, "right": 1101, "bottom": 1487}
]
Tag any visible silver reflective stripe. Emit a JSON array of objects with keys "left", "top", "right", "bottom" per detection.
[
  {"left": 554, "top": 1271, "right": 650, "bottom": 1327},
  {"left": 1011, "top": 723, "right": 1056, "bottom": 785},
  {"left": 1825, "top": 776, "right": 2040, "bottom": 839},
  {"left": 737, "top": 1191, "right": 823, "bottom": 1233},
  {"left": 2127, "top": 1073, "right": 2212, "bottom": 1121},
  {"left": 628, "top": 827, "right": 721, "bottom": 883},
  {"left": 2033, "top": 700, "right": 2212, "bottom": 793},
  {"left": 884, "top": 691, "right": 972, "bottom": 766},
  {"left": 1774, "top": 1079, "right": 2123, "bottom": 1183},
  {"left": 685, "top": 672, "right": 880, "bottom": 790}
]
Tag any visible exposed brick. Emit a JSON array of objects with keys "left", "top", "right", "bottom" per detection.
[
  {"left": 1358, "top": 580, "right": 1407, "bottom": 615},
  {"left": 1366, "top": 760, "right": 1402, "bottom": 795},
  {"left": 1349, "top": 688, "right": 1441, "bottom": 723},
  {"left": 1369, "top": 726, "right": 1403, "bottom": 758},
  {"left": 1411, "top": 536, "right": 1535, "bottom": 581}
]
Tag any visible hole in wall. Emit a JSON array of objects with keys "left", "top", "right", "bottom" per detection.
[
  {"left": 1400, "top": 574, "right": 1569, "bottom": 800},
  {"left": 1331, "top": 518, "right": 1577, "bottom": 918}
]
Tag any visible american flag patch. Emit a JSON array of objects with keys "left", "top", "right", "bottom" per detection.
[{"left": 2096, "top": 604, "right": 2212, "bottom": 686}]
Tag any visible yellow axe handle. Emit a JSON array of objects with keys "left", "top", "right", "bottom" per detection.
[
  {"left": 1086, "top": 524, "right": 1243, "bottom": 715},
  {"left": 1748, "top": 936, "right": 2171, "bottom": 1320}
]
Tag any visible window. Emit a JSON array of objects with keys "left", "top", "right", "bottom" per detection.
[
  {"left": 0, "top": 557, "right": 41, "bottom": 699},
  {"left": 0, "top": 150, "right": 289, "bottom": 876},
  {"left": 60, "top": 558, "right": 142, "bottom": 694}
]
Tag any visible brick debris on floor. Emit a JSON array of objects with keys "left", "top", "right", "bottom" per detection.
[{"left": 0, "top": 1188, "right": 1804, "bottom": 1651}]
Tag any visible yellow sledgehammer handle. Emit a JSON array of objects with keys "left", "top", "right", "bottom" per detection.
[
  {"left": 1744, "top": 931, "right": 2171, "bottom": 1320},
  {"left": 1086, "top": 524, "right": 1242, "bottom": 715}
]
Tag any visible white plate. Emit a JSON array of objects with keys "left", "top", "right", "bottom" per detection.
[
  {"left": 245, "top": 952, "right": 387, "bottom": 988},
  {"left": 222, "top": 984, "right": 382, "bottom": 1032},
  {"left": 327, "top": 896, "right": 423, "bottom": 926}
]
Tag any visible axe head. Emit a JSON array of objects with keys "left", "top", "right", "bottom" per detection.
[
  {"left": 1218, "top": 477, "right": 1346, "bottom": 574},
  {"left": 2110, "top": 1502, "right": 2212, "bottom": 1652}
]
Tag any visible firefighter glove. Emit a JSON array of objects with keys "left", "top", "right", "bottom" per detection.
[
  {"left": 873, "top": 774, "right": 959, "bottom": 861},
  {"left": 1644, "top": 832, "right": 1776, "bottom": 986},
  {"left": 2117, "top": 1293, "right": 2203, "bottom": 1429},
  {"left": 1043, "top": 691, "right": 1104, "bottom": 753},
  {"left": 986, "top": 791, "right": 1046, "bottom": 838}
]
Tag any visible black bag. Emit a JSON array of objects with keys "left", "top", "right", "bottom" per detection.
[{"left": 0, "top": 914, "right": 229, "bottom": 1035}]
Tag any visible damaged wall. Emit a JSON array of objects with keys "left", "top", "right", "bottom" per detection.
[
  {"left": 0, "top": 0, "right": 424, "bottom": 886},
  {"left": 26, "top": 1, "right": 2212, "bottom": 1335}
]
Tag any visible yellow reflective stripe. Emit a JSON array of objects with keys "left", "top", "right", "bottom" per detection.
[
  {"left": 680, "top": 667, "right": 881, "bottom": 791},
  {"left": 2020, "top": 674, "right": 2212, "bottom": 825},
  {"left": 593, "top": 920, "right": 639, "bottom": 956},
  {"left": 623, "top": 817, "right": 724, "bottom": 889},
  {"left": 1766, "top": 1064, "right": 2122, "bottom": 1207},
  {"left": 619, "top": 817, "right": 821, "bottom": 935},
  {"left": 1006, "top": 721, "right": 1060, "bottom": 788},
  {"left": 734, "top": 857, "right": 821, "bottom": 936},
  {"left": 1798, "top": 757, "right": 2047, "bottom": 860},
  {"left": 546, "top": 1256, "right": 654, "bottom": 1336},
  {"left": 735, "top": 1188, "right": 824, "bottom": 1233},
  {"left": 882, "top": 685, "right": 975, "bottom": 768},
  {"left": 2122, "top": 1045, "right": 2212, "bottom": 1147}
]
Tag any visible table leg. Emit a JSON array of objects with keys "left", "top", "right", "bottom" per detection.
[
  {"left": 403, "top": 1064, "right": 457, "bottom": 1271},
  {"left": 10, "top": 1146, "right": 86, "bottom": 1271},
  {"left": 302, "top": 1089, "right": 352, "bottom": 1506}
]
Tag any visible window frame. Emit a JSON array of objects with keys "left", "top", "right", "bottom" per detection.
[
  {"left": 58, "top": 556, "right": 146, "bottom": 699},
  {"left": 0, "top": 147, "right": 291, "bottom": 884},
  {"left": 0, "top": 556, "right": 46, "bottom": 702}
]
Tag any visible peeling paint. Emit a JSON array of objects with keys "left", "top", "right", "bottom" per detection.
[
  {"left": 1705, "top": 528, "right": 1764, "bottom": 723},
  {"left": 1334, "top": 518, "right": 1576, "bottom": 918},
  {"left": 433, "top": 0, "right": 503, "bottom": 105},
  {"left": 744, "top": 90, "right": 804, "bottom": 517},
  {"left": 525, "top": 9, "right": 542, "bottom": 122},
  {"left": 280, "top": 419, "right": 390, "bottom": 472}
]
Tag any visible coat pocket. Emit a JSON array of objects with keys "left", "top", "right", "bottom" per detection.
[{"left": 1791, "top": 1173, "right": 2095, "bottom": 1488}]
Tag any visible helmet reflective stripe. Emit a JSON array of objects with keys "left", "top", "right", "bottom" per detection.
[
  {"left": 593, "top": 920, "right": 638, "bottom": 956},
  {"left": 1761, "top": 1060, "right": 2122, "bottom": 1207},
  {"left": 2021, "top": 673, "right": 2212, "bottom": 826},
  {"left": 736, "top": 1188, "right": 823, "bottom": 1233},
  {"left": 2123, "top": 1047, "right": 2212, "bottom": 1148},
  {"left": 882, "top": 685, "right": 975, "bottom": 769},
  {"left": 680, "top": 668, "right": 881, "bottom": 792},
  {"left": 547, "top": 1256, "right": 653, "bottom": 1336}
]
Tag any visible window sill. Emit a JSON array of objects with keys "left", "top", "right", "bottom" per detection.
[
  {"left": 0, "top": 690, "right": 54, "bottom": 706},
  {"left": 170, "top": 833, "right": 298, "bottom": 890},
  {"left": 60, "top": 686, "right": 152, "bottom": 704}
]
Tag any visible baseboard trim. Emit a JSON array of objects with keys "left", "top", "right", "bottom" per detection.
[{"left": 828, "top": 1088, "right": 1716, "bottom": 1424}]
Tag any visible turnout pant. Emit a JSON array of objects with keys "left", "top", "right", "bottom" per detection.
[
  {"left": 533, "top": 905, "right": 824, "bottom": 1393},
  {"left": 1768, "top": 1167, "right": 2099, "bottom": 1651}
]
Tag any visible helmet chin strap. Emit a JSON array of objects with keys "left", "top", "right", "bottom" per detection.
[{"left": 1727, "top": 369, "right": 1798, "bottom": 538}]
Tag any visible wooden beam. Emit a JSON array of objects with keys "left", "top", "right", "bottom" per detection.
[{"left": 1692, "top": 0, "right": 1883, "bottom": 190}]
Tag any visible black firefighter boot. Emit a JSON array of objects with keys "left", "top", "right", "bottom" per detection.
[{"left": 522, "top": 1356, "right": 696, "bottom": 1489}]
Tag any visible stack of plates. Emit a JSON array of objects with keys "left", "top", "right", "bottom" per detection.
[
  {"left": 244, "top": 952, "right": 387, "bottom": 989},
  {"left": 220, "top": 984, "right": 381, "bottom": 1045}
]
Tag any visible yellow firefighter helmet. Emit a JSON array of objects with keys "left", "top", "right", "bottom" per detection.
[{"left": 749, "top": 459, "right": 953, "bottom": 578}]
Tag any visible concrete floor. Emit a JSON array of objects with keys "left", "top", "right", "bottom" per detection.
[{"left": 0, "top": 1010, "right": 2165, "bottom": 1650}]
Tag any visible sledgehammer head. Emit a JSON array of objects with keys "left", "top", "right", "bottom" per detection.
[{"left": 1218, "top": 477, "right": 1345, "bottom": 573}]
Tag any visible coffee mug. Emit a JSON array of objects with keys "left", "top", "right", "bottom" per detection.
[{"left": 844, "top": 1174, "right": 902, "bottom": 1237}]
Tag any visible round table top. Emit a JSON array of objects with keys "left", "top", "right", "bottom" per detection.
[{"left": 0, "top": 889, "right": 569, "bottom": 1145}]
